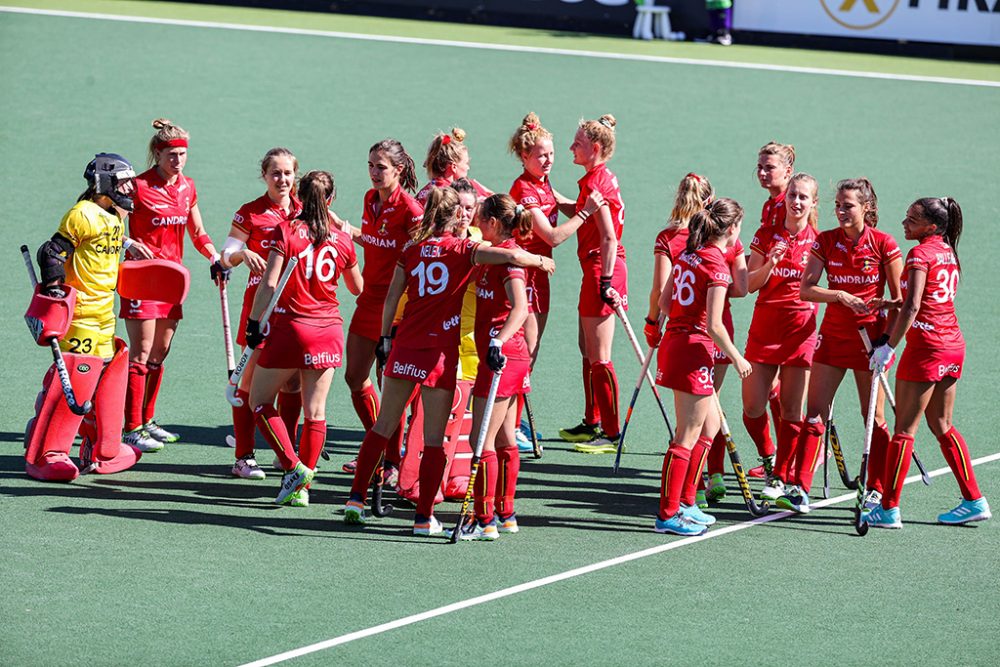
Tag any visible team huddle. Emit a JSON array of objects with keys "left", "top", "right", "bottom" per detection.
[{"left": 22, "top": 115, "right": 990, "bottom": 540}]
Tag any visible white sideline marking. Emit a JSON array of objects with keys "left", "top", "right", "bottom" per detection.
[
  {"left": 240, "top": 451, "right": 1000, "bottom": 666},
  {"left": 2, "top": 6, "right": 999, "bottom": 89}
]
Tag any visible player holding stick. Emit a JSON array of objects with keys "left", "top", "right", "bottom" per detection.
[
  {"left": 458, "top": 195, "right": 533, "bottom": 540},
  {"left": 744, "top": 174, "right": 819, "bottom": 503},
  {"left": 343, "top": 187, "right": 554, "bottom": 536},
  {"left": 245, "top": 170, "right": 362, "bottom": 507},
  {"left": 508, "top": 113, "right": 604, "bottom": 450},
  {"left": 864, "top": 197, "right": 990, "bottom": 527},
  {"left": 219, "top": 147, "right": 302, "bottom": 480},
  {"left": 563, "top": 115, "right": 627, "bottom": 455},
  {"left": 654, "top": 198, "right": 752, "bottom": 535},
  {"left": 790, "top": 178, "right": 903, "bottom": 514},
  {"left": 121, "top": 119, "right": 226, "bottom": 452},
  {"left": 342, "top": 140, "right": 423, "bottom": 478}
]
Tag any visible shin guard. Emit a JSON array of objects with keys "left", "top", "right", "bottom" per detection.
[
  {"left": 277, "top": 390, "right": 302, "bottom": 445},
  {"left": 591, "top": 360, "right": 620, "bottom": 437},
  {"left": 496, "top": 446, "right": 521, "bottom": 518},
  {"left": 792, "top": 419, "right": 825, "bottom": 493},
  {"left": 882, "top": 433, "right": 914, "bottom": 509},
  {"left": 124, "top": 361, "right": 148, "bottom": 431},
  {"left": 938, "top": 427, "right": 982, "bottom": 501},
  {"left": 659, "top": 444, "right": 691, "bottom": 520},
  {"left": 81, "top": 338, "right": 140, "bottom": 474},
  {"left": 141, "top": 362, "right": 164, "bottom": 425},
  {"left": 867, "top": 423, "right": 891, "bottom": 494},
  {"left": 680, "top": 436, "right": 712, "bottom": 506},
  {"left": 582, "top": 357, "right": 599, "bottom": 426}
]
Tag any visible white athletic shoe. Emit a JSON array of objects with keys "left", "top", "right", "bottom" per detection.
[
  {"left": 144, "top": 420, "right": 179, "bottom": 443},
  {"left": 123, "top": 427, "right": 164, "bottom": 453},
  {"left": 413, "top": 516, "right": 444, "bottom": 537},
  {"left": 232, "top": 455, "right": 266, "bottom": 480},
  {"left": 275, "top": 463, "right": 315, "bottom": 505},
  {"left": 761, "top": 478, "right": 785, "bottom": 502}
]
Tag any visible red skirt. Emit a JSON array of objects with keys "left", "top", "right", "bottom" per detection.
[
  {"left": 578, "top": 255, "right": 628, "bottom": 318},
  {"left": 472, "top": 356, "right": 531, "bottom": 399},
  {"left": 896, "top": 344, "right": 964, "bottom": 383},
  {"left": 656, "top": 332, "right": 716, "bottom": 396},
  {"left": 257, "top": 314, "right": 344, "bottom": 369},
  {"left": 384, "top": 344, "right": 459, "bottom": 392},
  {"left": 745, "top": 304, "right": 817, "bottom": 368},
  {"left": 120, "top": 298, "right": 182, "bottom": 321}
]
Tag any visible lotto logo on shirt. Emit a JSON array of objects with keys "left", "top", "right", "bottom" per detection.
[{"left": 442, "top": 314, "right": 461, "bottom": 331}]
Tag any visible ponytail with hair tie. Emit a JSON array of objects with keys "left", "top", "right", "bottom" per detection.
[
  {"left": 514, "top": 204, "right": 525, "bottom": 216},
  {"left": 599, "top": 117, "right": 614, "bottom": 129}
]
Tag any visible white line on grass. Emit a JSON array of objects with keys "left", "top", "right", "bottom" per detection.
[
  {"left": 2, "top": 6, "right": 999, "bottom": 89},
  {"left": 239, "top": 451, "right": 1000, "bottom": 667}
]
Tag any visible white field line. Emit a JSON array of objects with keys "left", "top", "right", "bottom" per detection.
[
  {"left": 2, "top": 6, "right": 999, "bottom": 89},
  {"left": 239, "top": 451, "right": 1000, "bottom": 667}
]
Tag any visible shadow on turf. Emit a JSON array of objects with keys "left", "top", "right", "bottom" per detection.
[{"left": 167, "top": 424, "right": 365, "bottom": 450}]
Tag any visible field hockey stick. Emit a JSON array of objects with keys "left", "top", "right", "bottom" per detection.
[
  {"left": 219, "top": 278, "right": 236, "bottom": 378},
  {"left": 858, "top": 327, "right": 931, "bottom": 485},
  {"left": 613, "top": 342, "right": 656, "bottom": 474},
  {"left": 715, "top": 393, "right": 769, "bottom": 517},
  {"left": 450, "top": 369, "right": 503, "bottom": 544},
  {"left": 855, "top": 371, "right": 881, "bottom": 536},
  {"left": 370, "top": 459, "right": 394, "bottom": 517},
  {"left": 823, "top": 403, "right": 831, "bottom": 499},
  {"left": 825, "top": 400, "right": 857, "bottom": 491},
  {"left": 20, "top": 245, "right": 92, "bottom": 416},
  {"left": 523, "top": 394, "right": 542, "bottom": 459},
  {"left": 613, "top": 304, "right": 674, "bottom": 440},
  {"left": 226, "top": 256, "right": 298, "bottom": 407}
]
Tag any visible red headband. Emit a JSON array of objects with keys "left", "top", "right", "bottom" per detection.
[
  {"left": 526, "top": 123, "right": 538, "bottom": 131},
  {"left": 441, "top": 135, "right": 451, "bottom": 146},
  {"left": 686, "top": 172, "right": 703, "bottom": 184},
  {"left": 155, "top": 138, "right": 188, "bottom": 150}
]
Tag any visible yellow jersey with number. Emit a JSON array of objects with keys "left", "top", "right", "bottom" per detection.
[{"left": 57, "top": 200, "right": 125, "bottom": 324}]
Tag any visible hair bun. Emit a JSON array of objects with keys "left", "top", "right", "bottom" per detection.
[
  {"left": 152, "top": 118, "right": 172, "bottom": 130},
  {"left": 598, "top": 114, "right": 616, "bottom": 130},
  {"left": 451, "top": 127, "right": 466, "bottom": 142}
]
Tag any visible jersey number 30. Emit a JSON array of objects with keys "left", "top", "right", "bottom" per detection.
[
  {"left": 930, "top": 268, "right": 959, "bottom": 304},
  {"left": 411, "top": 261, "right": 449, "bottom": 296}
]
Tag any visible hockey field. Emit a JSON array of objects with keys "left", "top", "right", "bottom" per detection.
[{"left": 1, "top": 2, "right": 999, "bottom": 665}]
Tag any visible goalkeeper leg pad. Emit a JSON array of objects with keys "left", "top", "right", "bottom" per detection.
[{"left": 81, "top": 338, "right": 141, "bottom": 474}]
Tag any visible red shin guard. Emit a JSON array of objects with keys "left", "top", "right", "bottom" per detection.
[
  {"left": 773, "top": 420, "right": 803, "bottom": 482},
  {"left": 937, "top": 427, "right": 982, "bottom": 500},
  {"left": 254, "top": 404, "right": 299, "bottom": 471},
  {"left": 416, "top": 446, "right": 448, "bottom": 518},
  {"left": 385, "top": 416, "right": 406, "bottom": 467},
  {"left": 141, "top": 362, "right": 164, "bottom": 424},
  {"left": 496, "top": 446, "right": 520, "bottom": 518},
  {"left": 515, "top": 393, "right": 526, "bottom": 429},
  {"left": 298, "top": 419, "right": 326, "bottom": 470},
  {"left": 707, "top": 431, "right": 727, "bottom": 476},
  {"left": 277, "top": 390, "right": 302, "bottom": 445},
  {"left": 681, "top": 436, "right": 712, "bottom": 506},
  {"left": 84, "top": 338, "right": 140, "bottom": 474},
  {"left": 125, "top": 361, "right": 148, "bottom": 431},
  {"left": 882, "top": 433, "right": 914, "bottom": 509},
  {"left": 768, "top": 384, "right": 783, "bottom": 435},
  {"left": 350, "top": 385, "right": 379, "bottom": 432},
  {"left": 591, "top": 360, "right": 620, "bottom": 437},
  {"left": 474, "top": 450, "right": 498, "bottom": 522},
  {"left": 582, "top": 357, "right": 599, "bottom": 425},
  {"left": 792, "top": 420, "right": 825, "bottom": 493},
  {"left": 350, "top": 431, "right": 390, "bottom": 499},
  {"left": 867, "top": 423, "right": 890, "bottom": 494},
  {"left": 659, "top": 444, "right": 692, "bottom": 519},
  {"left": 742, "top": 412, "right": 775, "bottom": 458},
  {"left": 232, "top": 389, "right": 256, "bottom": 458}
]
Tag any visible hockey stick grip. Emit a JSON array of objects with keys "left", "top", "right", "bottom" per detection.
[{"left": 220, "top": 279, "right": 236, "bottom": 377}]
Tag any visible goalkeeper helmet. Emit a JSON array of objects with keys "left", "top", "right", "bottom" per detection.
[{"left": 84, "top": 153, "right": 137, "bottom": 212}]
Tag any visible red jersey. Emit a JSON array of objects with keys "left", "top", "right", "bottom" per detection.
[
  {"left": 129, "top": 168, "right": 198, "bottom": 262},
  {"left": 415, "top": 177, "right": 491, "bottom": 205},
  {"left": 232, "top": 194, "right": 301, "bottom": 293},
  {"left": 575, "top": 163, "right": 626, "bottom": 262},
  {"left": 653, "top": 226, "right": 688, "bottom": 264},
  {"left": 271, "top": 220, "right": 357, "bottom": 321},
  {"left": 761, "top": 191, "right": 786, "bottom": 228},
  {"left": 473, "top": 238, "right": 529, "bottom": 361},
  {"left": 903, "top": 235, "right": 963, "bottom": 349},
  {"left": 510, "top": 171, "right": 558, "bottom": 256},
  {"left": 395, "top": 233, "right": 482, "bottom": 349},
  {"left": 749, "top": 223, "right": 818, "bottom": 310},
  {"left": 665, "top": 244, "right": 732, "bottom": 339},
  {"left": 358, "top": 186, "right": 423, "bottom": 303},
  {"left": 811, "top": 226, "right": 901, "bottom": 330}
]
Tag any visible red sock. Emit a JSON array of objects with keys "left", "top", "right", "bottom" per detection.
[
  {"left": 591, "top": 361, "right": 620, "bottom": 437},
  {"left": 659, "top": 443, "right": 692, "bottom": 519},
  {"left": 680, "top": 436, "right": 712, "bottom": 506},
  {"left": 232, "top": 389, "right": 256, "bottom": 458},
  {"left": 583, "top": 357, "right": 599, "bottom": 425},
  {"left": 937, "top": 427, "right": 982, "bottom": 500},
  {"left": 792, "top": 419, "right": 825, "bottom": 493},
  {"left": 773, "top": 420, "right": 803, "bottom": 482},
  {"left": 416, "top": 446, "right": 448, "bottom": 518},
  {"left": 351, "top": 385, "right": 379, "bottom": 432},
  {"left": 298, "top": 419, "right": 326, "bottom": 470},
  {"left": 278, "top": 390, "right": 302, "bottom": 445},
  {"left": 515, "top": 393, "right": 526, "bottom": 428},
  {"left": 742, "top": 412, "right": 775, "bottom": 458},
  {"left": 350, "top": 430, "right": 390, "bottom": 500},
  {"left": 882, "top": 433, "right": 914, "bottom": 509},
  {"left": 142, "top": 363, "right": 164, "bottom": 424},
  {"left": 768, "top": 384, "right": 783, "bottom": 435},
  {"left": 496, "top": 446, "right": 521, "bottom": 518},
  {"left": 707, "top": 431, "right": 727, "bottom": 476},
  {"left": 254, "top": 404, "right": 300, "bottom": 471},
  {"left": 867, "top": 423, "right": 890, "bottom": 494},
  {"left": 125, "top": 361, "right": 148, "bottom": 431},
  {"left": 474, "top": 450, "right": 498, "bottom": 523}
]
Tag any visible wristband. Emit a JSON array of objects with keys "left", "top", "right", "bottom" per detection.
[
  {"left": 193, "top": 233, "right": 213, "bottom": 260},
  {"left": 644, "top": 317, "right": 657, "bottom": 326},
  {"left": 122, "top": 238, "right": 134, "bottom": 252},
  {"left": 579, "top": 209, "right": 592, "bottom": 221}
]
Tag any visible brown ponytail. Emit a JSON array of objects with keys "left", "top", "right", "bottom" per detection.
[
  {"left": 369, "top": 139, "right": 417, "bottom": 193},
  {"left": 480, "top": 193, "right": 532, "bottom": 241},
  {"left": 416, "top": 187, "right": 460, "bottom": 242},
  {"left": 686, "top": 198, "right": 743, "bottom": 254},
  {"left": 836, "top": 177, "right": 879, "bottom": 227},
  {"left": 296, "top": 170, "right": 335, "bottom": 244}
]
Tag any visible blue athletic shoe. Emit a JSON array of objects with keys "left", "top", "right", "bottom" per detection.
[
  {"left": 863, "top": 505, "right": 902, "bottom": 529},
  {"left": 680, "top": 503, "right": 717, "bottom": 526},
  {"left": 654, "top": 512, "right": 708, "bottom": 536},
  {"left": 515, "top": 428, "right": 533, "bottom": 453},
  {"left": 519, "top": 417, "right": 541, "bottom": 440},
  {"left": 938, "top": 497, "right": 992, "bottom": 525}
]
